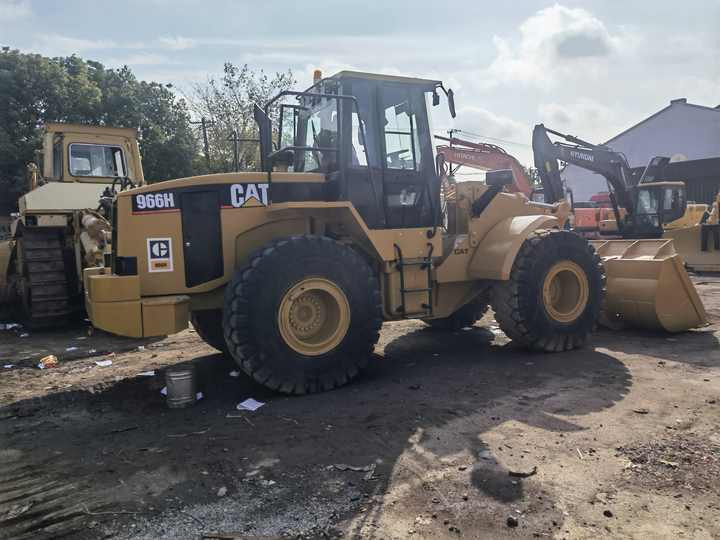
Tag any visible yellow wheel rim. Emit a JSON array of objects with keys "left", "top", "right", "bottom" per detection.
[
  {"left": 278, "top": 278, "right": 351, "bottom": 356},
  {"left": 542, "top": 261, "right": 589, "bottom": 323}
]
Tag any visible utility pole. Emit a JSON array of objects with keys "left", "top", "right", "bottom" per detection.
[
  {"left": 228, "top": 129, "right": 240, "bottom": 172},
  {"left": 190, "top": 117, "right": 215, "bottom": 166}
]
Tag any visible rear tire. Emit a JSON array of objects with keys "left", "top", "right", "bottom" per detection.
[
  {"left": 491, "top": 230, "right": 604, "bottom": 352},
  {"left": 223, "top": 235, "right": 382, "bottom": 394},
  {"left": 425, "top": 295, "right": 489, "bottom": 331},
  {"left": 191, "top": 310, "right": 227, "bottom": 353}
]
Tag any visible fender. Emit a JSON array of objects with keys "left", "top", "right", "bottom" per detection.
[{"left": 468, "top": 215, "right": 558, "bottom": 280}]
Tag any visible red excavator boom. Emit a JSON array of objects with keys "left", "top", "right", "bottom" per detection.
[{"left": 435, "top": 135, "right": 535, "bottom": 197}]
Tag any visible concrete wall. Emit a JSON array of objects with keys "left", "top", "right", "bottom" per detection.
[{"left": 562, "top": 101, "right": 720, "bottom": 201}]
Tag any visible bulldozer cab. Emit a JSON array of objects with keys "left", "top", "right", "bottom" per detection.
[
  {"left": 255, "top": 71, "right": 453, "bottom": 230},
  {"left": 39, "top": 123, "right": 145, "bottom": 187}
]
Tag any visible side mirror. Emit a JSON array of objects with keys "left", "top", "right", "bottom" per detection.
[
  {"left": 432, "top": 90, "right": 440, "bottom": 106},
  {"left": 486, "top": 169, "right": 514, "bottom": 188},
  {"left": 447, "top": 88, "right": 456, "bottom": 118}
]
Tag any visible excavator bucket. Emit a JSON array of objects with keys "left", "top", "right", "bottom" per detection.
[{"left": 590, "top": 239, "right": 707, "bottom": 333}]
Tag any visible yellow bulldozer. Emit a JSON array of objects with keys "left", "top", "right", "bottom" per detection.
[
  {"left": 84, "top": 71, "right": 706, "bottom": 394},
  {"left": 0, "top": 123, "right": 144, "bottom": 326}
]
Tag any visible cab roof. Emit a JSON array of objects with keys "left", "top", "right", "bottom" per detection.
[
  {"left": 330, "top": 71, "right": 441, "bottom": 90},
  {"left": 44, "top": 122, "right": 138, "bottom": 139}
]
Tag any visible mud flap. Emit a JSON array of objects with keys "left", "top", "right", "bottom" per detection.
[{"left": 590, "top": 239, "right": 707, "bottom": 333}]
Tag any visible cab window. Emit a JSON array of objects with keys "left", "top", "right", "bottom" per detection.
[
  {"left": 382, "top": 87, "right": 422, "bottom": 170},
  {"left": 69, "top": 144, "right": 126, "bottom": 177}
]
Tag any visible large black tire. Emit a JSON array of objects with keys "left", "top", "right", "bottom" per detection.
[
  {"left": 425, "top": 295, "right": 489, "bottom": 331},
  {"left": 223, "top": 235, "right": 383, "bottom": 394},
  {"left": 190, "top": 310, "right": 227, "bottom": 353},
  {"left": 490, "top": 230, "right": 605, "bottom": 352}
]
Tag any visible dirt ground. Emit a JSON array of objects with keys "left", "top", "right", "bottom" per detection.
[{"left": 1, "top": 277, "right": 719, "bottom": 540}]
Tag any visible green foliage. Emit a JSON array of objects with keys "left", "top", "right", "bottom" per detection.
[
  {"left": 188, "top": 63, "right": 295, "bottom": 172},
  {"left": 0, "top": 48, "right": 198, "bottom": 212}
]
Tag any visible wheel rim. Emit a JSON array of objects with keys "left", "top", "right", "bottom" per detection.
[
  {"left": 541, "top": 261, "right": 589, "bottom": 323},
  {"left": 278, "top": 278, "right": 351, "bottom": 356}
]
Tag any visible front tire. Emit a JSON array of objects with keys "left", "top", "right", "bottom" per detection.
[
  {"left": 491, "top": 230, "right": 605, "bottom": 351},
  {"left": 191, "top": 310, "right": 227, "bottom": 353},
  {"left": 223, "top": 235, "right": 382, "bottom": 394}
]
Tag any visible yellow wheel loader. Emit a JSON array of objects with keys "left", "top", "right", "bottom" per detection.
[
  {"left": 0, "top": 123, "right": 144, "bottom": 326},
  {"left": 84, "top": 71, "right": 703, "bottom": 394}
]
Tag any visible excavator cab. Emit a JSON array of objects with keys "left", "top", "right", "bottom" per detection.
[
  {"left": 254, "top": 71, "right": 456, "bottom": 230},
  {"left": 630, "top": 181, "right": 686, "bottom": 237}
]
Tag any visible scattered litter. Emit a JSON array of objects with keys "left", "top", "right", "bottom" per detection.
[
  {"left": 4, "top": 364, "right": 13, "bottom": 369},
  {"left": 217, "top": 486, "right": 227, "bottom": 497},
  {"left": 633, "top": 408, "right": 650, "bottom": 414},
  {"left": 236, "top": 398, "right": 265, "bottom": 411},
  {"left": 508, "top": 466, "right": 537, "bottom": 478},
  {"left": 260, "top": 479, "right": 276, "bottom": 487},
  {"left": 0, "top": 323, "right": 21, "bottom": 330},
  {"left": 37, "top": 355, "right": 58, "bottom": 369},
  {"left": 576, "top": 448, "right": 584, "bottom": 460},
  {"left": 659, "top": 459, "right": 679, "bottom": 469},
  {"left": 229, "top": 370, "right": 241, "bottom": 378},
  {"left": 19, "top": 333, "right": 29, "bottom": 338},
  {"left": 88, "top": 349, "right": 97, "bottom": 354},
  {"left": 76, "top": 336, "right": 87, "bottom": 340},
  {"left": 603, "top": 509, "right": 614, "bottom": 518},
  {"left": 363, "top": 463, "right": 377, "bottom": 481},
  {"left": 196, "top": 392, "right": 204, "bottom": 401},
  {"left": 138, "top": 345, "right": 145, "bottom": 351},
  {"left": 95, "top": 359, "right": 113, "bottom": 367},
  {"left": 138, "top": 371, "right": 155, "bottom": 377},
  {"left": 160, "top": 386, "right": 167, "bottom": 395},
  {"left": 65, "top": 346, "right": 79, "bottom": 352},
  {"left": 332, "top": 463, "right": 375, "bottom": 475}
]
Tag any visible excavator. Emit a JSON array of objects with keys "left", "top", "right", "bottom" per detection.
[
  {"left": 532, "top": 124, "right": 687, "bottom": 239},
  {"left": 435, "top": 134, "right": 571, "bottom": 228},
  {"left": 533, "top": 124, "right": 720, "bottom": 273}
]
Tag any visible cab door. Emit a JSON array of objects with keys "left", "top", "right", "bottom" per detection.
[{"left": 379, "top": 84, "right": 438, "bottom": 229}]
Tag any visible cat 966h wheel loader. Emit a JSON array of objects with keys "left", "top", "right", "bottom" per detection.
[{"left": 84, "top": 71, "right": 704, "bottom": 394}]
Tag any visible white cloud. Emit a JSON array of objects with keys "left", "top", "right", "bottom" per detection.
[
  {"left": 481, "top": 4, "right": 632, "bottom": 90},
  {"left": 537, "top": 99, "right": 620, "bottom": 142},
  {"left": 0, "top": 0, "right": 30, "bottom": 21},
  {"left": 156, "top": 36, "right": 197, "bottom": 51},
  {"left": 31, "top": 34, "right": 119, "bottom": 56},
  {"left": 104, "top": 53, "right": 177, "bottom": 67}
]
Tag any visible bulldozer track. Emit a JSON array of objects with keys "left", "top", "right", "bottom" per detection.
[{"left": 19, "top": 228, "right": 81, "bottom": 328}]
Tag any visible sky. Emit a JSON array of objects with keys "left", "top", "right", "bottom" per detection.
[{"left": 1, "top": 0, "right": 719, "bottom": 166}]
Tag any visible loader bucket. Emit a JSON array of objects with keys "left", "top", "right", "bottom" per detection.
[{"left": 589, "top": 239, "right": 707, "bottom": 333}]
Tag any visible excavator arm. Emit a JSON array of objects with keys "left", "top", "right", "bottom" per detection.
[
  {"left": 435, "top": 135, "right": 535, "bottom": 196},
  {"left": 532, "top": 124, "right": 636, "bottom": 224}
]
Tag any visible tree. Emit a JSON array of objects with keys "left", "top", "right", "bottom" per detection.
[
  {"left": 0, "top": 48, "right": 198, "bottom": 212},
  {"left": 188, "top": 63, "right": 294, "bottom": 172}
]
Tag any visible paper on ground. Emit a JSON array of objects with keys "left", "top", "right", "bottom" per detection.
[
  {"left": 95, "top": 359, "right": 113, "bottom": 367},
  {"left": 138, "top": 370, "right": 155, "bottom": 377},
  {"left": 236, "top": 398, "right": 265, "bottom": 411}
]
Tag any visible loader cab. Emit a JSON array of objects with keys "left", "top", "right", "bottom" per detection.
[{"left": 256, "top": 71, "right": 455, "bottom": 230}]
